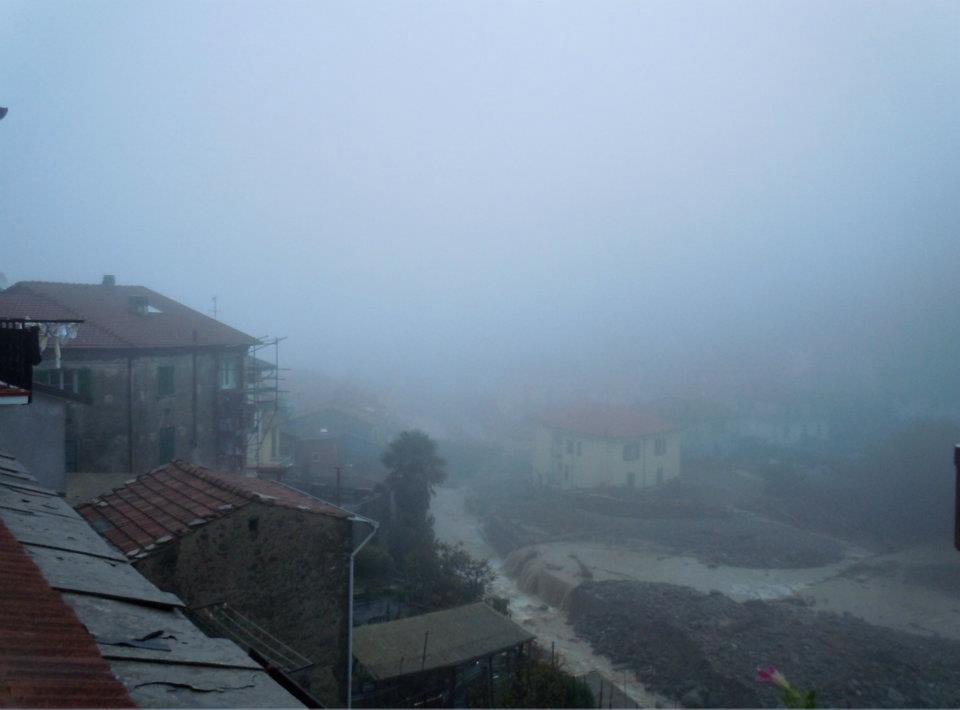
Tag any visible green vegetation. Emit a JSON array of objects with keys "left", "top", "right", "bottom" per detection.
[
  {"left": 467, "top": 654, "right": 594, "bottom": 708},
  {"left": 359, "top": 430, "right": 494, "bottom": 612}
]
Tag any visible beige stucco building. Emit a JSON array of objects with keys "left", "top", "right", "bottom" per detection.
[{"left": 533, "top": 405, "right": 681, "bottom": 489}]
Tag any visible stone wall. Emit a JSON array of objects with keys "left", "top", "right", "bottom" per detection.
[
  {"left": 53, "top": 347, "right": 247, "bottom": 475},
  {"left": 134, "top": 502, "right": 353, "bottom": 706}
]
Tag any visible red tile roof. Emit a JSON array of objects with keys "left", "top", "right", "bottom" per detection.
[
  {"left": 0, "top": 293, "right": 81, "bottom": 322},
  {"left": 78, "top": 461, "right": 352, "bottom": 557},
  {"left": 3, "top": 281, "right": 255, "bottom": 349},
  {"left": 540, "top": 404, "right": 675, "bottom": 440},
  {"left": 0, "top": 519, "right": 134, "bottom": 708}
]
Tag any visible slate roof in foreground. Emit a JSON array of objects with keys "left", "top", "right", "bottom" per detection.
[
  {"left": 0, "top": 516, "right": 134, "bottom": 708},
  {"left": 0, "top": 450, "right": 303, "bottom": 708},
  {"left": 352, "top": 602, "right": 535, "bottom": 681}
]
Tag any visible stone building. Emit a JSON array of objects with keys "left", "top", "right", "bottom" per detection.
[
  {"left": 1, "top": 277, "right": 257, "bottom": 476},
  {"left": 78, "top": 460, "right": 377, "bottom": 707}
]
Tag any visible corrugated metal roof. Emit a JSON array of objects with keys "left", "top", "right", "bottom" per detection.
[
  {"left": 0, "top": 518, "right": 135, "bottom": 708},
  {"left": 3, "top": 282, "right": 256, "bottom": 349},
  {"left": 78, "top": 460, "right": 353, "bottom": 557},
  {"left": 0, "top": 450, "right": 304, "bottom": 708},
  {"left": 541, "top": 404, "right": 675, "bottom": 440},
  {"left": 352, "top": 602, "right": 535, "bottom": 681}
]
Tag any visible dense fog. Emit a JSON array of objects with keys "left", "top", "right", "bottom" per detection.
[
  {"left": 3, "top": 1, "right": 959, "bottom": 418},
  {"left": 5, "top": 2, "right": 960, "bottom": 707}
]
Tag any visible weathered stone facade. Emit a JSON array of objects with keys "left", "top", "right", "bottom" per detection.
[
  {"left": 46, "top": 346, "right": 249, "bottom": 475},
  {"left": 134, "top": 502, "right": 353, "bottom": 706}
]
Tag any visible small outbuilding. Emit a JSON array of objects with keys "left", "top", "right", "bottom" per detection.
[{"left": 351, "top": 602, "right": 535, "bottom": 708}]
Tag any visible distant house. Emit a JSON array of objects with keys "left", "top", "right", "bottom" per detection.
[
  {"left": 287, "top": 405, "right": 395, "bottom": 481},
  {"left": 0, "top": 450, "right": 303, "bottom": 708},
  {"left": 78, "top": 460, "right": 377, "bottom": 707},
  {"left": 645, "top": 396, "right": 738, "bottom": 463},
  {"left": 1, "top": 277, "right": 258, "bottom": 476},
  {"left": 732, "top": 400, "right": 831, "bottom": 452},
  {"left": 532, "top": 405, "right": 681, "bottom": 489}
]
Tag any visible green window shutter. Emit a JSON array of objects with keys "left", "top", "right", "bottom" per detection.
[
  {"left": 76, "top": 368, "right": 92, "bottom": 398},
  {"left": 158, "top": 366, "right": 175, "bottom": 396}
]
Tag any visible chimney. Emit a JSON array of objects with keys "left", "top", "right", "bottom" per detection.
[{"left": 102, "top": 275, "right": 116, "bottom": 287}]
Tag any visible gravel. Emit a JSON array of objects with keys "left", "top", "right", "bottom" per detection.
[{"left": 568, "top": 580, "right": 960, "bottom": 708}]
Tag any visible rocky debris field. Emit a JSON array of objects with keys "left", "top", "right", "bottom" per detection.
[
  {"left": 474, "top": 485, "right": 844, "bottom": 568},
  {"left": 568, "top": 580, "right": 960, "bottom": 708}
]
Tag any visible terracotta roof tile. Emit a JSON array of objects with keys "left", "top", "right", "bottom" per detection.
[
  {"left": 4, "top": 281, "right": 255, "bottom": 349},
  {"left": 541, "top": 404, "right": 675, "bottom": 440},
  {"left": 0, "top": 519, "right": 134, "bottom": 708},
  {"left": 78, "top": 461, "right": 352, "bottom": 557}
]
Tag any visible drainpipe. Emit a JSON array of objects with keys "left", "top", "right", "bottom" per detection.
[{"left": 347, "top": 514, "right": 378, "bottom": 708}]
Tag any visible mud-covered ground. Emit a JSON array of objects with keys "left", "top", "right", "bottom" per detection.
[
  {"left": 472, "top": 481, "right": 847, "bottom": 569},
  {"left": 569, "top": 580, "right": 960, "bottom": 708}
]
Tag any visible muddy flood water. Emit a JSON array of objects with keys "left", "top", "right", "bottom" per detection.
[{"left": 431, "top": 485, "right": 960, "bottom": 707}]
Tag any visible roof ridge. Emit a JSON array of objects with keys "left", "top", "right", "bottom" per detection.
[
  {"left": 167, "top": 461, "right": 251, "bottom": 507},
  {"left": 18, "top": 283, "right": 136, "bottom": 348}
]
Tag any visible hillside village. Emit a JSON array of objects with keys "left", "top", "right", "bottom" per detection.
[
  {"left": 3, "top": 3, "right": 960, "bottom": 707},
  {"left": 3, "top": 275, "right": 960, "bottom": 709}
]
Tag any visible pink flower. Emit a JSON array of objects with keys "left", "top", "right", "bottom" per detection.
[{"left": 756, "top": 666, "right": 790, "bottom": 690}]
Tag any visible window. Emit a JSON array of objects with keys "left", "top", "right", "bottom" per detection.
[
  {"left": 626, "top": 471, "right": 636, "bottom": 487},
  {"left": 566, "top": 439, "right": 574, "bottom": 455},
  {"left": 157, "top": 365, "right": 174, "bottom": 396},
  {"left": 576, "top": 441, "right": 582, "bottom": 456},
  {"left": 158, "top": 426, "right": 175, "bottom": 464},
  {"left": 623, "top": 443, "right": 640, "bottom": 461},
  {"left": 220, "top": 357, "right": 241, "bottom": 390},
  {"left": 657, "top": 467, "right": 664, "bottom": 485},
  {"left": 654, "top": 437, "right": 667, "bottom": 456},
  {"left": 34, "top": 368, "right": 91, "bottom": 397}
]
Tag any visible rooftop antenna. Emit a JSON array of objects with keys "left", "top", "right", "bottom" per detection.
[{"left": 211, "top": 295, "right": 218, "bottom": 321}]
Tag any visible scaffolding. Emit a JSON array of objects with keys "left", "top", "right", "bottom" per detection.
[{"left": 245, "top": 336, "right": 290, "bottom": 475}]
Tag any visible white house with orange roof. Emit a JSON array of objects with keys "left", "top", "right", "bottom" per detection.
[{"left": 533, "top": 404, "right": 681, "bottom": 489}]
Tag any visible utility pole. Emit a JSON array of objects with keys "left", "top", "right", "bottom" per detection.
[{"left": 211, "top": 295, "right": 218, "bottom": 320}]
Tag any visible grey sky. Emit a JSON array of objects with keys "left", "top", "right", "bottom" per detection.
[{"left": 2, "top": 1, "right": 958, "bottom": 405}]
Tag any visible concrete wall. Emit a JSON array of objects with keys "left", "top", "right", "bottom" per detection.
[
  {"left": 42, "top": 347, "right": 248, "bottom": 475},
  {"left": 0, "top": 392, "right": 66, "bottom": 490},
  {"left": 533, "top": 425, "right": 681, "bottom": 490},
  {"left": 134, "top": 502, "right": 353, "bottom": 707}
]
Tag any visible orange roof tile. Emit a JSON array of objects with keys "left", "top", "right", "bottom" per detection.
[{"left": 78, "top": 460, "right": 352, "bottom": 557}]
